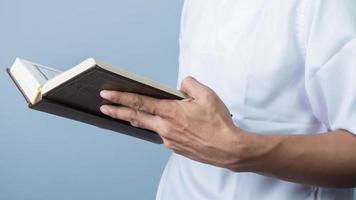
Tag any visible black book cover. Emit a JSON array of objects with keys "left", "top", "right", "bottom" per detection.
[{"left": 7, "top": 65, "right": 183, "bottom": 144}]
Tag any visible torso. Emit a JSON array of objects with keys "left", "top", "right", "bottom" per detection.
[{"left": 156, "top": 1, "right": 355, "bottom": 199}]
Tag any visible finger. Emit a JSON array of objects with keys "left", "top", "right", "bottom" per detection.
[
  {"left": 161, "top": 138, "right": 197, "bottom": 160},
  {"left": 161, "top": 137, "right": 190, "bottom": 152},
  {"left": 180, "top": 76, "right": 210, "bottom": 99},
  {"left": 100, "top": 105, "right": 163, "bottom": 132},
  {"left": 100, "top": 90, "right": 170, "bottom": 116},
  {"left": 158, "top": 125, "right": 196, "bottom": 149}
]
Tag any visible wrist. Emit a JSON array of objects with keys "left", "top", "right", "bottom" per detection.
[{"left": 228, "top": 128, "right": 283, "bottom": 173}]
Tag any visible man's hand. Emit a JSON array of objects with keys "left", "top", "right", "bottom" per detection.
[
  {"left": 99, "top": 76, "right": 356, "bottom": 187},
  {"left": 99, "top": 76, "right": 249, "bottom": 170}
]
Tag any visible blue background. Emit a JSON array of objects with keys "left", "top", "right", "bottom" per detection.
[
  {"left": 1, "top": 1, "right": 355, "bottom": 200},
  {"left": 0, "top": 0, "right": 183, "bottom": 199}
]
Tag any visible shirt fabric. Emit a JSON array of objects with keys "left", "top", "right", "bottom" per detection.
[{"left": 156, "top": 0, "right": 356, "bottom": 199}]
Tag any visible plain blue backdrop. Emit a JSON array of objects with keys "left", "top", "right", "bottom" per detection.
[
  {"left": 1, "top": 1, "right": 355, "bottom": 200},
  {"left": 0, "top": 0, "right": 183, "bottom": 199}
]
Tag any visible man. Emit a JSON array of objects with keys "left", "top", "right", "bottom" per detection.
[{"left": 100, "top": 0, "right": 356, "bottom": 199}]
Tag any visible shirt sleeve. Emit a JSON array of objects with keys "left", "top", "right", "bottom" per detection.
[{"left": 304, "top": 0, "right": 356, "bottom": 134}]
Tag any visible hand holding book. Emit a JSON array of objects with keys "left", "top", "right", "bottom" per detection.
[
  {"left": 99, "top": 76, "right": 242, "bottom": 169},
  {"left": 7, "top": 58, "right": 186, "bottom": 143}
]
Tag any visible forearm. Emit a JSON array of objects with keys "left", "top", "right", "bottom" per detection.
[{"left": 232, "top": 129, "right": 356, "bottom": 188}]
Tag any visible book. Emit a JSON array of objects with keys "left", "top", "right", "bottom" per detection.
[{"left": 7, "top": 58, "right": 186, "bottom": 144}]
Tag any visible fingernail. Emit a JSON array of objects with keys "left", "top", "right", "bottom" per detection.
[
  {"left": 131, "top": 121, "right": 139, "bottom": 127},
  {"left": 100, "top": 105, "right": 109, "bottom": 115},
  {"left": 100, "top": 90, "right": 110, "bottom": 99}
]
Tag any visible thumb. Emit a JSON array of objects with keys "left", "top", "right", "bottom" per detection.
[{"left": 180, "top": 76, "right": 208, "bottom": 99}]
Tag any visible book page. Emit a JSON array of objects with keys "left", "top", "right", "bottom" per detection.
[
  {"left": 33, "top": 64, "right": 62, "bottom": 81},
  {"left": 9, "top": 58, "right": 62, "bottom": 104}
]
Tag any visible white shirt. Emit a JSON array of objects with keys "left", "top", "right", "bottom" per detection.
[{"left": 157, "top": 0, "right": 356, "bottom": 199}]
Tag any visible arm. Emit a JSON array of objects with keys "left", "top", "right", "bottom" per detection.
[
  {"left": 232, "top": 129, "right": 356, "bottom": 188},
  {"left": 99, "top": 76, "right": 356, "bottom": 188}
]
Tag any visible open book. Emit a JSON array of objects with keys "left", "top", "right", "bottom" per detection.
[{"left": 7, "top": 58, "right": 185, "bottom": 143}]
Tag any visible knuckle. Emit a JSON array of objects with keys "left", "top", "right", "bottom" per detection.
[
  {"left": 128, "top": 110, "right": 141, "bottom": 127},
  {"left": 159, "top": 123, "right": 171, "bottom": 137},
  {"left": 151, "top": 102, "right": 162, "bottom": 115},
  {"left": 152, "top": 117, "right": 164, "bottom": 132},
  {"left": 159, "top": 100, "right": 175, "bottom": 116},
  {"left": 163, "top": 140, "right": 175, "bottom": 149},
  {"left": 128, "top": 109, "right": 139, "bottom": 121},
  {"left": 131, "top": 96, "right": 144, "bottom": 110},
  {"left": 164, "top": 108, "right": 175, "bottom": 118}
]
